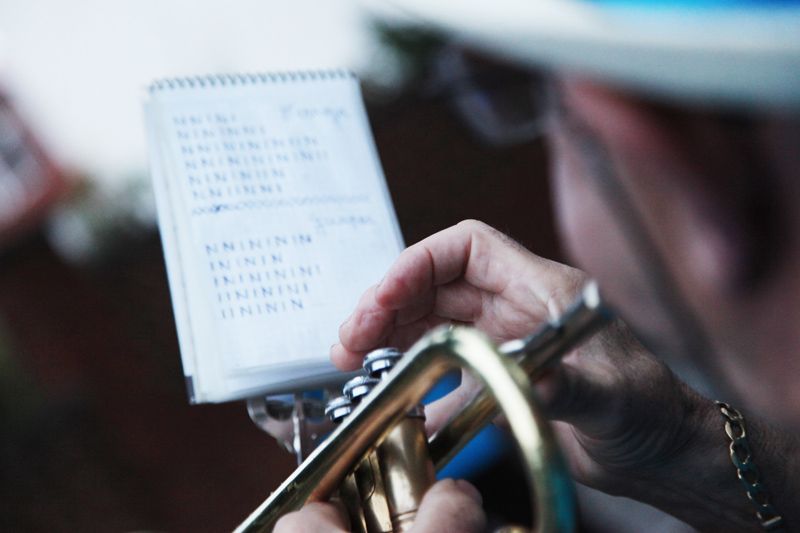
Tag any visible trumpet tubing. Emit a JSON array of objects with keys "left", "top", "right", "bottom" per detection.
[
  {"left": 375, "top": 416, "right": 434, "bottom": 531},
  {"left": 235, "top": 282, "right": 610, "bottom": 533}
]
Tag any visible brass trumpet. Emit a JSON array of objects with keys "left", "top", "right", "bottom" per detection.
[{"left": 235, "top": 282, "right": 611, "bottom": 533}]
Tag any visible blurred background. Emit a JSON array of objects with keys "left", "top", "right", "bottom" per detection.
[{"left": 0, "top": 1, "right": 651, "bottom": 531}]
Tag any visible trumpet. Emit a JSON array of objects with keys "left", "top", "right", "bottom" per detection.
[{"left": 236, "top": 282, "right": 612, "bottom": 533}]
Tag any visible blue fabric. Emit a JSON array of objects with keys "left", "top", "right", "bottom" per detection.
[
  {"left": 424, "top": 373, "right": 508, "bottom": 480},
  {"left": 436, "top": 424, "right": 509, "bottom": 480}
]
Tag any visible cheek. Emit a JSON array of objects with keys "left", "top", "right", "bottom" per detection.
[
  {"left": 549, "top": 134, "right": 679, "bottom": 353},
  {"left": 551, "top": 133, "right": 636, "bottom": 302}
]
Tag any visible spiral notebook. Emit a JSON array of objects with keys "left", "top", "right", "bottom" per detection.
[{"left": 145, "top": 71, "right": 404, "bottom": 404}]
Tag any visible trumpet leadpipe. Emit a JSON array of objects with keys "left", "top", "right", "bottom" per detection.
[{"left": 429, "top": 281, "right": 612, "bottom": 470}]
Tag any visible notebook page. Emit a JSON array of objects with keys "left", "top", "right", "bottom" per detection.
[{"left": 146, "top": 73, "right": 404, "bottom": 402}]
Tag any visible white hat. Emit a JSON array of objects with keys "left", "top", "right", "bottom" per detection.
[{"left": 365, "top": 0, "right": 800, "bottom": 110}]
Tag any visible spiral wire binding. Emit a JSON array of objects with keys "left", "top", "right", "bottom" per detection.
[{"left": 148, "top": 69, "right": 355, "bottom": 93}]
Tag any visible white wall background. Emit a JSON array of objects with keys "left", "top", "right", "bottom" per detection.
[{"left": 0, "top": 0, "right": 370, "bottom": 187}]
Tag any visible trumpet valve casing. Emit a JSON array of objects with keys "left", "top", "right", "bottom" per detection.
[
  {"left": 365, "top": 348, "right": 434, "bottom": 532},
  {"left": 325, "top": 348, "right": 435, "bottom": 533},
  {"left": 327, "top": 389, "right": 392, "bottom": 533}
]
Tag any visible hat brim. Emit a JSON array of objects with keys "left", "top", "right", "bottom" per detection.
[{"left": 366, "top": 0, "right": 800, "bottom": 110}]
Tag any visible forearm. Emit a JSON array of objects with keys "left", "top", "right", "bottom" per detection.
[{"left": 618, "top": 394, "right": 799, "bottom": 532}]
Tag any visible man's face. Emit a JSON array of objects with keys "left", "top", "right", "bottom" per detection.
[
  {"left": 548, "top": 77, "right": 800, "bottom": 418},
  {"left": 548, "top": 79, "right": 711, "bottom": 362}
]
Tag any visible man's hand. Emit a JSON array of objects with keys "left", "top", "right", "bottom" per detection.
[
  {"left": 274, "top": 479, "right": 486, "bottom": 533},
  {"left": 332, "top": 220, "right": 587, "bottom": 371},
  {"left": 318, "top": 220, "right": 789, "bottom": 531},
  {"left": 329, "top": 221, "right": 727, "bottom": 514}
]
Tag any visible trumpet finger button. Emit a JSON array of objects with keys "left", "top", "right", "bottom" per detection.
[
  {"left": 343, "top": 375, "right": 380, "bottom": 402},
  {"left": 363, "top": 347, "right": 403, "bottom": 377},
  {"left": 324, "top": 395, "right": 353, "bottom": 422}
]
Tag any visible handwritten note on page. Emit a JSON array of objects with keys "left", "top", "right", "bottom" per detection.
[{"left": 145, "top": 72, "right": 404, "bottom": 403}]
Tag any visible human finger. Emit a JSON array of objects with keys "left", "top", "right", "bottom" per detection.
[
  {"left": 335, "top": 275, "right": 486, "bottom": 371},
  {"left": 330, "top": 341, "right": 365, "bottom": 371},
  {"left": 338, "top": 284, "right": 395, "bottom": 352},
  {"left": 409, "top": 478, "right": 486, "bottom": 533},
  {"left": 385, "top": 316, "right": 451, "bottom": 351},
  {"left": 393, "top": 289, "right": 435, "bottom": 326},
  {"left": 376, "top": 222, "right": 477, "bottom": 311},
  {"left": 273, "top": 501, "right": 349, "bottom": 533},
  {"left": 332, "top": 315, "right": 449, "bottom": 371},
  {"left": 431, "top": 279, "right": 484, "bottom": 324},
  {"left": 422, "top": 372, "right": 481, "bottom": 436},
  {"left": 377, "top": 220, "right": 530, "bottom": 311}
]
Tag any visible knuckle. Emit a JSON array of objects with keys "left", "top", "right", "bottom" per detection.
[{"left": 457, "top": 218, "right": 489, "bottom": 233}]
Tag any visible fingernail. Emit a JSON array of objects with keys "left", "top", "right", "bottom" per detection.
[{"left": 454, "top": 479, "right": 483, "bottom": 505}]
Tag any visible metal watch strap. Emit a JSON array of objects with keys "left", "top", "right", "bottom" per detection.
[{"left": 715, "top": 401, "right": 784, "bottom": 531}]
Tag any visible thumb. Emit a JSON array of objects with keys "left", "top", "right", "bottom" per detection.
[
  {"left": 423, "top": 372, "right": 481, "bottom": 436},
  {"left": 410, "top": 479, "right": 486, "bottom": 533},
  {"left": 272, "top": 501, "right": 349, "bottom": 532}
]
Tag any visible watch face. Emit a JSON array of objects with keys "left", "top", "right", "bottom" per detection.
[{"left": 0, "top": 92, "right": 67, "bottom": 247}]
